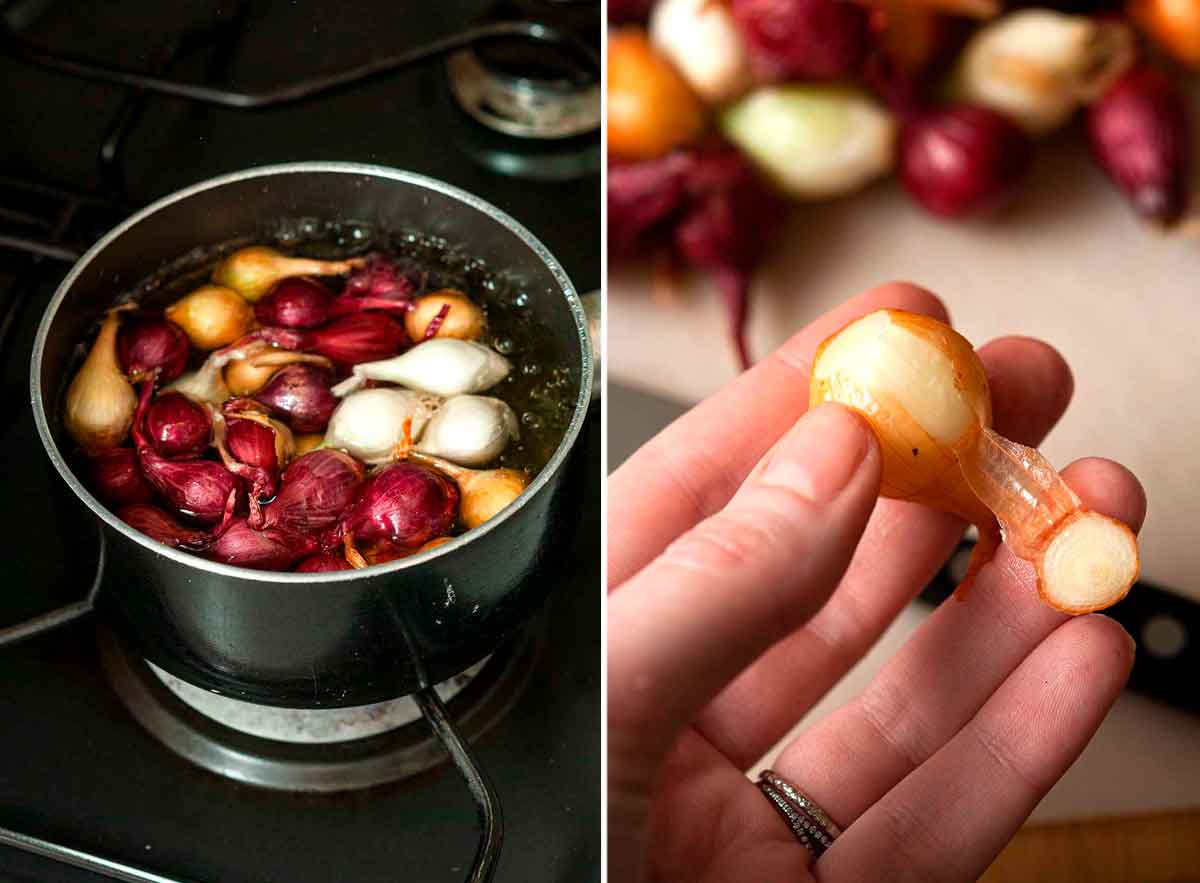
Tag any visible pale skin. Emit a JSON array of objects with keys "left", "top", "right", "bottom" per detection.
[{"left": 608, "top": 283, "right": 1146, "bottom": 883}]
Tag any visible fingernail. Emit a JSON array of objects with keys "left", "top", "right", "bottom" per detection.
[{"left": 760, "top": 405, "right": 873, "bottom": 503}]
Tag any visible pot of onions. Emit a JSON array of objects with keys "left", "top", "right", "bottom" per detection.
[{"left": 31, "top": 162, "right": 593, "bottom": 713}]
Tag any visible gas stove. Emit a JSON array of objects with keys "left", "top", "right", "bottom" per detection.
[{"left": 0, "top": 2, "right": 599, "bottom": 881}]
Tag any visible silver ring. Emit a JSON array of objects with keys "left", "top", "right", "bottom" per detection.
[{"left": 756, "top": 770, "right": 841, "bottom": 859}]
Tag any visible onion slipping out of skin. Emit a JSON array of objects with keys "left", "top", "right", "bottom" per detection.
[
  {"left": 211, "top": 247, "right": 363, "bottom": 303},
  {"left": 809, "top": 309, "right": 1139, "bottom": 614}
]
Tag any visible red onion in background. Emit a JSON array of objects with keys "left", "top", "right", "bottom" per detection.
[
  {"left": 209, "top": 519, "right": 317, "bottom": 570},
  {"left": 731, "top": 0, "right": 870, "bottom": 83},
  {"left": 343, "top": 254, "right": 418, "bottom": 300},
  {"left": 672, "top": 144, "right": 783, "bottom": 370},
  {"left": 608, "top": 153, "right": 696, "bottom": 260},
  {"left": 87, "top": 448, "right": 156, "bottom": 507},
  {"left": 1088, "top": 64, "right": 1191, "bottom": 226},
  {"left": 264, "top": 449, "right": 365, "bottom": 535},
  {"left": 253, "top": 364, "right": 338, "bottom": 433},
  {"left": 133, "top": 381, "right": 242, "bottom": 524},
  {"left": 144, "top": 391, "right": 212, "bottom": 458},
  {"left": 254, "top": 277, "right": 334, "bottom": 328},
  {"left": 294, "top": 551, "right": 353, "bottom": 572},
  {"left": 117, "top": 503, "right": 216, "bottom": 551},
  {"left": 117, "top": 316, "right": 189, "bottom": 382},
  {"left": 899, "top": 104, "right": 1033, "bottom": 218},
  {"left": 336, "top": 461, "right": 459, "bottom": 553}
]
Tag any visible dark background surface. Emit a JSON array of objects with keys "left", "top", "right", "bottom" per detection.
[{"left": 0, "top": 1, "right": 600, "bottom": 880}]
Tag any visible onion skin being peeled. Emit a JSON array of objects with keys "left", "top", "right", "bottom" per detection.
[{"left": 810, "top": 309, "right": 1139, "bottom": 614}]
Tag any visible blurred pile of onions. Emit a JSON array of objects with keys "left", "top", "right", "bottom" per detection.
[{"left": 608, "top": 0, "right": 1195, "bottom": 368}]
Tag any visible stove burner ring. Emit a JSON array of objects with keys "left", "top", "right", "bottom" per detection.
[
  {"left": 98, "top": 623, "right": 544, "bottom": 793},
  {"left": 446, "top": 45, "right": 600, "bottom": 139}
]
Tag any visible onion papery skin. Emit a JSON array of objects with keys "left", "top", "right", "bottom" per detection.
[
  {"left": 337, "top": 462, "right": 460, "bottom": 551},
  {"left": 264, "top": 450, "right": 365, "bottom": 536}
]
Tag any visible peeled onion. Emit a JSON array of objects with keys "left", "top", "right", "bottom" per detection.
[
  {"left": 416, "top": 395, "right": 519, "bottom": 466},
  {"left": 323, "top": 388, "right": 439, "bottom": 464},
  {"left": 332, "top": 339, "right": 511, "bottom": 398},
  {"left": 810, "top": 309, "right": 1139, "bottom": 613}
]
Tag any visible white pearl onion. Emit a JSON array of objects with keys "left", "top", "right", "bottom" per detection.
[
  {"left": 415, "top": 395, "right": 519, "bottom": 466},
  {"left": 324, "top": 388, "right": 439, "bottom": 464},
  {"left": 332, "top": 339, "right": 511, "bottom": 398}
]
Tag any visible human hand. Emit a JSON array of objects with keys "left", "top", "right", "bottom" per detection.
[{"left": 608, "top": 284, "right": 1145, "bottom": 882}]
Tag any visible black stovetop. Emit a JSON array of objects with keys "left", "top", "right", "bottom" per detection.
[{"left": 0, "top": 1, "right": 600, "bottom": 880}]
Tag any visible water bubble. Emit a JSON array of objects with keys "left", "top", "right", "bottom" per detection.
[
  {"left": 493, "top": 336, "right": 515, "bottom": 355},
  {"left": 482, "top": 278, "right": 498, "bottom": 292},
  {"left": 522, "top": 361, "right": 541, "bottom": 376},
  {"left": 511, "top": 292, "right": 530, "bottom": 309},
  {"left": 299, "top": 217, "right": 321, "bottom": 237},
  {"left": 521, "top": 412, "right": 543, "bottom": 431}
]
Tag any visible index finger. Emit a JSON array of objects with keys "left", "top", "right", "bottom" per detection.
[{"left": 608, "top": 282, "right": 950, "bottom": 590}]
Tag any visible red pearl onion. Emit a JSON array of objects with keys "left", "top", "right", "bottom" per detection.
[
  {"left": 264, "top": 449, "right": 365, "bottom": 535},
  {"left": 254, "top": 277, "right": 334, "bottom": 328},
  {"left": 294, "top": 551, "right": 353, "bottom": 572},
  {"left": 1088, "top": 64, "right": 1191, "bottom": 226},
  {"left": 144, "top": 392, "right": 212, "bottom": 458},
  {"left": 87, "top": 448, "right": 156, "bottom": 507},
  {"left": 118, "top": 503, "right": 216, "bottom": 551},
  {"left": 117, "top": 316, "right": 190, "bottom": 383},
  {"left": 253, "top": 364, "right": 338, "bottom": 433},
  {"left": 899, "top": 104, "right": 1032, "bottom": 218},
  {"left": 336, "top": 461, "right": 459, "bottom": 551},
  {"left": 209, "top": 518, "right": 317, "bottom": 570}
]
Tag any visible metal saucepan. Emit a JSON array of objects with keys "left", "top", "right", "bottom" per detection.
[{"left": 31, "top": 162, "right": 593, "bottom": 711}]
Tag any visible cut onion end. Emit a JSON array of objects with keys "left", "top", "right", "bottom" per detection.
[{"left": 1036, "top": 510, "right": 1139, "bottom": 615}]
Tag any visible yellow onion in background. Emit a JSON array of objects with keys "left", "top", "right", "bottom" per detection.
[{"left": 811, "top": 309, "right": 1138, "bottom": 614}]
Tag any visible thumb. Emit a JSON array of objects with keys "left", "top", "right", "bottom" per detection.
[{"left": 608, "top": 404, "right": 881, "bottom": 761}]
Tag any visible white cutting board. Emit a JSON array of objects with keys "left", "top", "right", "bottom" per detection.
[{"left": 608, "top": 96, "right": 1200, "bottom": 821}]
